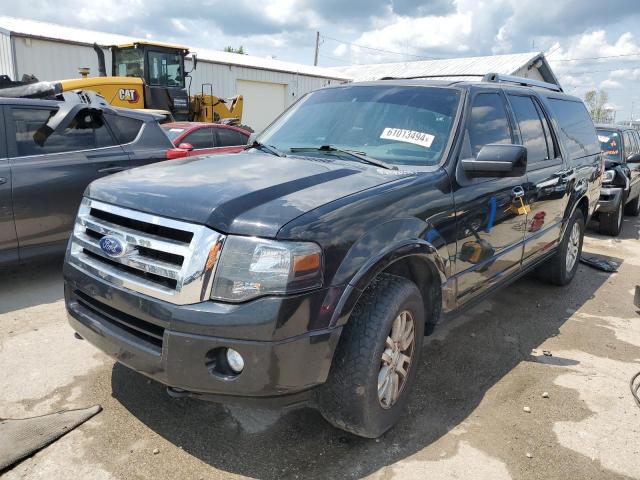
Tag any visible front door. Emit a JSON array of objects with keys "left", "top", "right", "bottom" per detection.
[
  {"left": 452, "top": 90, "right": 528, "bottom": 304},
  {"left": 0, "top": 108, "right": 18, "bottom": 264},
  {"left": 6, "top": 105, "right": 101, "bottom": 260}
]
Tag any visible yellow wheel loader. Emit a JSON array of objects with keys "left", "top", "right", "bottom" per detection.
[{"left": 0, "top": 41, "right": 245, "bottom": 126}]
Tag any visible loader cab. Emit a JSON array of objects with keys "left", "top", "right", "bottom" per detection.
[{"left": 111, "top": 42, "right": 190, "bottom": 120}]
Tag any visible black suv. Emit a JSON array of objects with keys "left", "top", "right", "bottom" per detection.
[
  {"left": 64, "top": 75, "right": 601, "bottom": 438},
  {"left": 594, "top": 124, "right": 640, "bottom": 235},
  {"left": 0, "top": 94, "right": 174, "bottom": 265}
]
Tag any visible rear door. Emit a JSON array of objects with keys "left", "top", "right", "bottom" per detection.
[
  {"left": 106, "top": 114, "right": 168, "bottom": 169},
  {"left": 452, "top": 89, "right": 528, "bottom": 303},
  {"left": 213, "top": 126, "right": 249, "bottom": 154},
  {"left": 6, "top": 105, "right": 97, "bottom": 259},
  {"left": 626, "top": 130, "right": 640, "bottom": 199},
  {"left": 507, "top": 93, "right": 569, "bottom": 263},
  {"left": 0, "top": 106, "right": 18, "bottom": 264}
]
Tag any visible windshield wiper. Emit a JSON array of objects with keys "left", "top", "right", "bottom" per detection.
[
  {"left": 290, "top": 145, "right": 397, "bottom": 170},
  {"left": 246, "top": 140, "right": 286, "bottom": 157}
]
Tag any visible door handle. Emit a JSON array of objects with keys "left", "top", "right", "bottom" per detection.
[
  {"left": 557, "top": 169, "right": 575, "bottom": 180},
  {"left": 0, "top": 177, "right": 6, "bottom": 185},
  {"left": 98, "top": 166, "right": 126, "bottom": 174}
]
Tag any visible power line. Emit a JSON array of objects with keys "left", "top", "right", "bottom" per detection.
[
  {"left": 553, "top": 52, "right": 640, "bottom": 62},
  {"left": 560, "top": 64, "right": 640, "bottom": 75},
  {"left": 317, "top": 53, "right": 352, "bottom": 65},
  {"left": 320, "top": 34, "right": 438, "bottom": 61}
]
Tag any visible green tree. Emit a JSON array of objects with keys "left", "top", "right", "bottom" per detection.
[
  {"left": 223, "top": 46, "right": 246, "bottom": 54},
  {"left": 584, "top": 89, "right": 610, "bottom": 122}
]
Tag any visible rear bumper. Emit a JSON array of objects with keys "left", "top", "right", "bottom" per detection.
[
  {"left": 64, "top": 264, "right": 342, "bottom": 401},
  {"left": 596, "top": 187, "right": 623, "bottom": 213}
]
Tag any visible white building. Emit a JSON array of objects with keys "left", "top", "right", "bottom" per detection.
[
  {"left": 0, "top": 16, "right": 350, "bottom": 130},
  {"left": 331, "top": 52, "right": 560, "bottom": 86}
]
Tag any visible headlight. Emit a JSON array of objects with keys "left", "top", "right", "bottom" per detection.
[
  {"left": 602, "top": 169, "right": 616, "bottom": 183},
  {"left": 210, "top": 236, "right": 322, "bottom": 302}
]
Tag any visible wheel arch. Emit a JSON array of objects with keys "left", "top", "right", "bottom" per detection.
[{"left": 330, "top": 240, "right": 447, "bottom": 334}]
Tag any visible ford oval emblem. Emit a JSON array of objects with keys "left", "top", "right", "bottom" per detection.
[{"left": 99, "top": 235, "right": 127, "bottom": 258}]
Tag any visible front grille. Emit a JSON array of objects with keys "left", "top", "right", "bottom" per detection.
[
  {"left": 75, "top": 290, "right": 164, "bottom": 351},
  {"left": 68, "top": 198, "right": 225, "bottom": 305}
]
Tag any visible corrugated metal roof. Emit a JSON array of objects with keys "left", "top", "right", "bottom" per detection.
[
  {"left": 331, "top": 52, "right": 550, "bottom": 82},
  {"left": 0, "top": 16, "right": 350, "bottom": 80}
]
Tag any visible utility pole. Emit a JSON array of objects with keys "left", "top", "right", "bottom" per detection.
[{"left": 314, "top": 31, "right": 320, "bottom": 66}]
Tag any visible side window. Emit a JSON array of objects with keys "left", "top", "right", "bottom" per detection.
[
  {"left": 463, "top": 93, "right": 512, "bottom": 158},
  {"left": 105, "top": 114, "right": 143, "bottom": 144},
  {"left": 11, "top": 107, "right": 110, "bottom": 157},
  {"left": 508, "top": 95, "right": 553, "bottom": 164},
  {"left": 633, "top": 131, "right": 640, "bottom": 155},
  {"left": 183, "top": 128, "right": 214, "bottom": 149},
  {"left": 623, "top": 131, "right": 635, "bottom": 157},
  {"left": 546, "top": 98, "right": 599, "bottom": 160},
  {"left": 216, "top": 128, "right": 248, "bottom": 147}
]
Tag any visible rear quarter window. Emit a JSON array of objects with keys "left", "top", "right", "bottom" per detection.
[
  {"left": 546, "top": 98, "right": 599, "bottom": 161},
  {"left": 106, "top": 114, "right": 143, "bottom": 144}
]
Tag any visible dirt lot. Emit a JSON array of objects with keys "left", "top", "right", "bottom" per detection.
[{"left": 1, "top": 216, "right": 639, "bottom": 480}]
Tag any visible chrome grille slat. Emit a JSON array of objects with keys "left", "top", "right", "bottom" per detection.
[
  {"left": 80, "top": 216, "right": 190, "bottom": 255},
  {"left": 74, "top": 231, "right": 182, "bottom": 280},
  {"left": 68, "top": 198, "right": 225, "bottom": 305}
]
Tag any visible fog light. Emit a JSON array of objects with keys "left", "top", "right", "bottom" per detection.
[{"left": 226, "top": 348, "right": 244, "bottom": 373}]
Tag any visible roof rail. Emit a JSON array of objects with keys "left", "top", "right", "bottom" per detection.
[
  {"left": 380, "top": 74, "right": 486, "bottom": 80},
  {"left": 482, "top": 73, "right": 563, "bottom": 92}
]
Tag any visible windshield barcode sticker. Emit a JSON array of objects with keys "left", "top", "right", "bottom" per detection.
[{"left": 380, "top": 128, "right": 435, "bottom": 148}]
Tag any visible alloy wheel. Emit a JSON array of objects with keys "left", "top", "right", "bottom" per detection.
[
  {"left": 378, "top": 310, "right": 415, "bottom": 409},
  {"left": 565, "top": 222, "right": 581, "bottom": 271}
]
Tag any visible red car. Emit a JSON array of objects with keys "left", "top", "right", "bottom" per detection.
[{"left": 162, "top": 122, "right": 251, "bottom": 159}]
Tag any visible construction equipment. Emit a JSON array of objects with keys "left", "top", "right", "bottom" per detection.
[{"left": 0, "top": 41, "right": 244, "bottom": 125}]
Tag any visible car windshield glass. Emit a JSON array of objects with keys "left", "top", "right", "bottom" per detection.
[
  {"left": 258, "top": 85, "right": 460, "bottom": 167},
  {"left": 162, "top": 126, "right": 187, "bottom": 142},
  {"left": 597, "top": 129, "right": 622, "bottom": 161}
]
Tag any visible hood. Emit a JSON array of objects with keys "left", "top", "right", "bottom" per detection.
[{"left": 87, "top": 151, "right": 412, "bottom": 237}]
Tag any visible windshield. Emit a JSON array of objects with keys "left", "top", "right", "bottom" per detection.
[
  {"left": 597, "top": 129, "right": 622, "bottom": 161},
  {"left": 258, "top": 85, "right": 461, "bottom": 167},
  {"left": 148, "top": 51, "right": 184, "bottom": 88},
  {"left": 113, "top": 48, "right": 144, "bottom": 78},
  {"left": 162, "top": 126, "right": 186, "bottom": 142}
]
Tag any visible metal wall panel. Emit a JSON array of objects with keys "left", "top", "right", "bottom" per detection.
[{"left": 0, "top": 32, "right": 15, "bottom": 79}]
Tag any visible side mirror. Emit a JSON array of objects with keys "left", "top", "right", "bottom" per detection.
[
  {"left": 178, "top": 142, "right": 194, "bottom": 151},
  {"left": 461, "top": 144, "right": 527, "bottom": 178},
  {"left": 191, "top": 53, "right": 198, "bottom": 72},
  {"left": 626, "top": 153, "right": 640, "bottom": 163}
]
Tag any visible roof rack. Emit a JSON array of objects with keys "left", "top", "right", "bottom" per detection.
[
  {"left": 482, "top": 73, "right": 563, "bottom": 92},
  {"left": 380, "top": 74, "right": 485, "bottom": 80}
]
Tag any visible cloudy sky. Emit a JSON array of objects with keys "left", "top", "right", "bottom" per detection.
[{"left": 3, "top": 0, "right": 640, "bottom": 120}]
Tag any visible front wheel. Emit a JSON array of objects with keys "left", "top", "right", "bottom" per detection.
[
  {"left": 317, "top": 274, "right": 425, "bottom": 438},
  {"left": 598, "top": 198, "right": 624, "bottom": 236},
  {"left": 535, "top": 209, "right": 584, "bottom": 286}
]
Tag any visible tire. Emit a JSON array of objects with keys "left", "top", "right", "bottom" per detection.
[
  {"left": 624, "top": 194, "right": 640, "bottom": 216},
  {"left": 317, "top": 274, "right": 425, "bottom": 438},
  {"left": 598, "top": 198, "right": 624, "bottom": 236},
  {"left": 535, "top": 209, "right": 584, "bottom": 286}
]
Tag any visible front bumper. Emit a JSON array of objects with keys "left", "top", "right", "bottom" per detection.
[
  {"left": 64, "top": 263, "right": 342, "bottom": 401},
  {"left": 596, "top": 187, "right": 624, "bottom": 213}
]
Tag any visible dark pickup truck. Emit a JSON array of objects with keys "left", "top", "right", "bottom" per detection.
[
  {"left": 64, "top": 74, "right": 602, "bottom": 438},
  {"left": 594, "top": 124, "right": 640, "bottom": 235}
]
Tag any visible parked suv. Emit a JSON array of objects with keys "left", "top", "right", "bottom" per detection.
[
  {"left": 594, "top": 124, "right": 640, "bottom": 235},
  {"left": 64, "top": 75, "right": 601, "bottom": 437},
  {"left": 0, "top": 95, "right": 174, "bottom": 266}
]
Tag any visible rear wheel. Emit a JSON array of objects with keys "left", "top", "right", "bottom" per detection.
[
  {"left": 598, "top": 199, "right": 624, "bottom": 236},
  {"left": 624, "top": 194, "right": 640, "bottom": 216},
  {"left": 317, "top": 274, "right": 425, "bottom": 438},
  {"left": 535, "top": 209, "right": 584, "bottom": 286}
]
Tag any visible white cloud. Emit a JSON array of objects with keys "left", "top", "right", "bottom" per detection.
[{"left": 600, "top": 79, "right": 623, "bottom": 89}]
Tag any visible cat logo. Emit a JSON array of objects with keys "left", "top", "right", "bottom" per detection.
[{"left": 118, "top": 88, "right": 139, "bottom": 103}]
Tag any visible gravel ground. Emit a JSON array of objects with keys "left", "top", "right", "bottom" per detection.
[{"left": 1, "top": 215, "right": 639, "bottom": 480}]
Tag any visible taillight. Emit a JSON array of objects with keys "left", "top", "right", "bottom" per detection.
[{"left": 166, "top": 148, "right": 189, "bottom": 160}]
